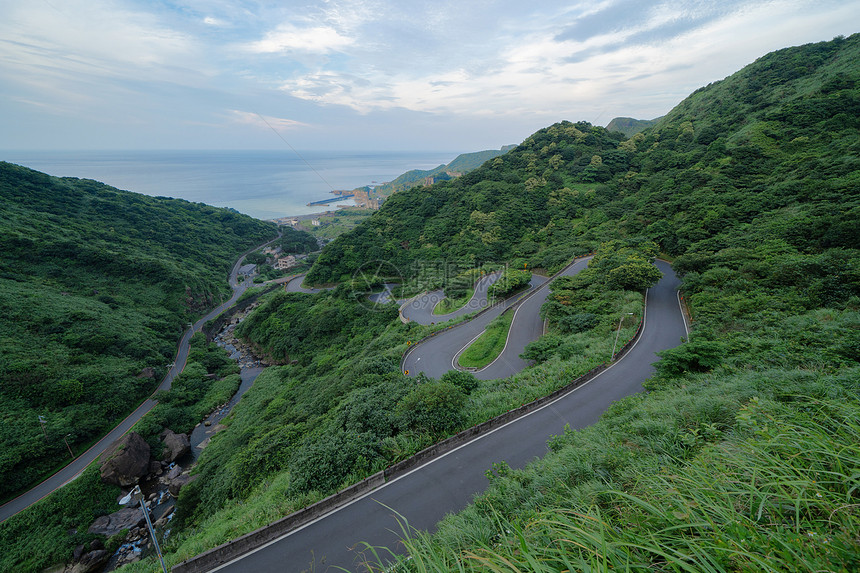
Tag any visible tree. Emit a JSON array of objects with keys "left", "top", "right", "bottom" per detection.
[
  {"left": 396, "top": 382, "right": 466, "bottom": 436},
  {"left": 606, "top": 260, "right": 662, "bottom": 291}
]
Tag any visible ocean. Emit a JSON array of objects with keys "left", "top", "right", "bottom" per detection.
[{"left": 1, "top": 150, "right": 459, "bottom": 220}]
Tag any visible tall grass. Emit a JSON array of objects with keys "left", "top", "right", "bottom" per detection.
[
  {"left": 433, "top": 288, "right": 475, "bottom": 315},
  {"left": 371, "top": 396, "right": 860, "bottom": 572},
  {"left": 458, "top": 312, "right": 515, "bottom": 369}
]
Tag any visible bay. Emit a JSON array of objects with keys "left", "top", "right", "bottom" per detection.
[{"left": 1, "top": 150, "right": 458, "bottom": 220}]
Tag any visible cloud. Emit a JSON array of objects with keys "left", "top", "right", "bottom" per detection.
[
  {"left": 246, "top": 23, "right": 354, "bottom": 54},
  {"left": 203, "top": 16, "right": 229, "bottom": 27},
  {"left": 271, "top": 0, "right": 860, "bottom": 124},
  {"left": 229, "top": 110, "right": 310, "bottom": 130}
]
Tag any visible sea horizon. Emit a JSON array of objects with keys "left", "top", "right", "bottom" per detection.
[{"left": 1, "top": 149, "right": 462, "bottom": 221}]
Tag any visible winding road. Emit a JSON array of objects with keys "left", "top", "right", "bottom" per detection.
[
  {"left": 400, "top": 270, "right": 503, "bottom": 324},
  {"left": 403, "top": 258, "right": 588, "bottom": 379},
  {"left": 0, "top": 235, "right": 280, "bottom": 523},
  {"left": 211, "top": 259, "right": 687, "bottom": 573}
]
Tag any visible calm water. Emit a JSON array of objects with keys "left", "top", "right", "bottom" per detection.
[{"left": 1, "top": 150, "right": 458, "bottom": 220}]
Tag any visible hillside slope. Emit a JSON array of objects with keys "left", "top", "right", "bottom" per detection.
[
  {"left": 605, "top": 116, "right": 660, "bottom": 136},
  {"left": 297, "top": 34, "right": 859, "bottom": 569},
  {"left": 368, "top": 146, "right": 515, "bottom": 197},
  {"left": 0, "top": 163, "right": 277, "bottom": 500}
]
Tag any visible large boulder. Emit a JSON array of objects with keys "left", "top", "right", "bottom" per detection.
[
  {"left": 68, "top": 550, "right": 110, "bottom": 573},
  {"left": 87, "top": 507, "right": 144, "bottom": 536},
  {"left": 168, "top": 473, "right": 198, "bottom": 497},
  {"left": 100, "top": 432, "right": 150, "bottom": 487},
  {"left": 160, "top": 429, "right": 190, "bottom": 462}
]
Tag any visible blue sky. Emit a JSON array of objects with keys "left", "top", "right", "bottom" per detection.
[{"left": 2, "top": 0, "right": 858, "bottom": 151}]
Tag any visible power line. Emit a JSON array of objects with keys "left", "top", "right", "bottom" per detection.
[{"left": 254, "top": 112, "right": 335, "bottom": 192}]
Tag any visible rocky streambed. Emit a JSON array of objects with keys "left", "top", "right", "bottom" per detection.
[{"left": 65, "top": 307, "right": 268, "bottom": 573}]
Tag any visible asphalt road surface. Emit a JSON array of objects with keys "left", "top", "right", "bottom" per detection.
[
  {"left": 213, "top": 259, "right": 686, "bottom": 573},
  {"left": 0, "top": 235, "right": 280, "bottom": 523},
  {"left": 402, "top": 258, "right": 588, "bottom": 380},
  {"left": 400, "top": 271, "right": 501, "bottom": 325}
]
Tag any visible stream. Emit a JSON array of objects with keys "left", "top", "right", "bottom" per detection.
[{"left": 103, "top": 309, "right": 266, "bottom": 571}]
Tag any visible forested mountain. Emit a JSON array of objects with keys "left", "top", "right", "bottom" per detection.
[
  {"left": 309, "top": 34, "right": 859, "bottom": 293},
  {"left": 605, "top": 116, "right": 660, "bottom": 136},
  {"left": 368, "top": 145, "right": 515, "bottom": 196},
  {"left": 0, "top": 164, "right": 277, "bottom": 500}
]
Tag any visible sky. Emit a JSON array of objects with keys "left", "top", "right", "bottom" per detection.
[{"left": 1, "top": 0, "right": 858, "bottom": 152}]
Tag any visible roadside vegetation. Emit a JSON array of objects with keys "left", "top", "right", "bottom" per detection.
[
  {"left": 432, "top": 287, "right": 474, "bottom": 315},
  {"left": 457, "top": 312, "right": 514, "bottom": 369}
]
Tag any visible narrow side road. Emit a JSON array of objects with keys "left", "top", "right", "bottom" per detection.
[
  {"left": 400, "top": 271, "right": 502, "bottom": 325},
  {"left": 403, "top": 258, "right": 586, "bottom": 380},
  {"left": 212, "top": 260, "right": 685, "bottom": 572},
  {"left": 0, "top": 234, "right": 280, "bottom": 523}
]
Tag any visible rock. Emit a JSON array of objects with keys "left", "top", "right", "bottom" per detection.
[
  {"left": 136, "top": 367, "right": 155, "bottom": 379},
  {"left": 89, "top": 539, "right": 104, "bottom": 551},
  {"left": 69, "top": 550, "right": 109, "bottom": 573},
  {"left": 73, "top": 544, "right": 85, "bottom": 561},
  {"left": 160, "top": 429, "right": 190, "bottom": 462},
  {"left": 168, "top": 473, "right": 198, "bottom": 497},
  {"left": 149, "top": 461, "right": 163, "bottom": 477},
  {"left": 100, "top": 432, "right": 150, "bottom": 487},
  {"left": 166, "top": 465, "right": 182, "bottom": 480},
  {"left": 87, "top": 507, "right": 143, "bottom": 537}
]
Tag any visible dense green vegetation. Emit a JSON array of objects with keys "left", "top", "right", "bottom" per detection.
[
  {"left": 384, "top": 368, "right": 859, "bottom": 571},
  {"left": 605, "top": 115, "right": 661, "bottom": 136},
  {"left": 488, "top": 267, "right": 532, "bottom": 300},
  {"left": 273, "top": 226, "right": 318, "bottom": 254},
  {"left": 457, "top": 311, "right": 514, "bottom": 369},
  {"left": 276, "top": 34, "right": 857, "bottom": 570},
  {"left": 0, "top": 163, "right": 277, "bottom": 501},
  {"left": 0, "top": 335, "right": 243, "bottom": 572},
  {"left": 362, "top": 34, "right": 860, "bottom": 571},
  {"left": 135, "top": 242, "right": 645, "bottom": 568}
]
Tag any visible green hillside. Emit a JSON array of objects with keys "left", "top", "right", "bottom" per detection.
[
  {"left": 365, "top": 34, "right": 860, "bottom": 571},
  {"left": 368, "top": 146, "right": 515, "bottom": 197},
  {"left": 605, "top": 115, "right": 660, "bottom": 136},
  {"left": 0, "top": 163, "right": 277, "bottom": 500}
]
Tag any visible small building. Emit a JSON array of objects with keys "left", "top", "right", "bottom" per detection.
[
  {"left": 276, "top": 255, "right": 297, "bottom": 270},
  {"left": 311, "top": 219, "right": 321, "bottom": 226},
  {"left": 238, "top": 263, "right": 256, "bottom": 277}
]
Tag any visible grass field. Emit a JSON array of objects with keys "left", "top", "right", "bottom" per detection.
[{"left": 457, "top": 311, "right": 514, "bottom": 369}]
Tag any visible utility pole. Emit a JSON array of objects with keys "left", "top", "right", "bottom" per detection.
[
  {"left": 37, "top": 415, "right": 48, "bottom": 441},
  {"left": 119, "top": 485, "right": 168, "bottom": 573},
  {"left": 62, "top": 434, "right": 74, "bottom": 460},
  {"left": 612, "top": 312, "right": 634, "bottom": 361}
]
